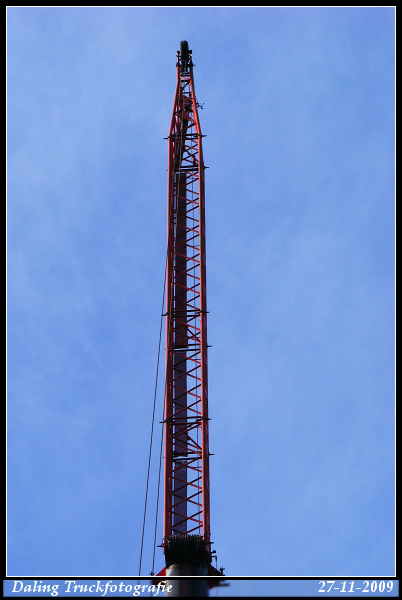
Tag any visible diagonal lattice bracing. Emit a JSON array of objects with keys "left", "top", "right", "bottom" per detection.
[{"left": 163, "top": 45, "right": 211, "bottom": 565}]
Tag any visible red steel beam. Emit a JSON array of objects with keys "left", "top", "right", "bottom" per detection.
[{"left": 163, "top": 42, "right": 211, "bottom": 566}]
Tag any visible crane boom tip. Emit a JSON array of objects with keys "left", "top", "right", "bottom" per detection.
[{"left": 179, "top": 40, "right": 190, "bottom": 72}]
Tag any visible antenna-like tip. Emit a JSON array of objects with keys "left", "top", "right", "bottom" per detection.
[{"left": 180, "top": 40, "right": 190, "bottom": 72}]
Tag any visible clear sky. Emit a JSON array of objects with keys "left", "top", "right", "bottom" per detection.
[{"left": 7, "top": 6, "right": 394, "bottom": 589}]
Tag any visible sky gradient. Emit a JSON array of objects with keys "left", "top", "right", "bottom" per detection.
[{"left": 7, "top": 7, "right": 395, "bottom": 590}]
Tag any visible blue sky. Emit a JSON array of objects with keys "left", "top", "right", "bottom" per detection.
[{"left": 7, "top": 6, "right": 394, "bottom": 589}]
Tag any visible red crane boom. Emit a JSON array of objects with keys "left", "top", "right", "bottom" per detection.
[
  {"left": 154, "top": 42, "right": 222, "bottom": 594},
  {"left": 164, "top": 39, "right": 210, "bottom": 560}
]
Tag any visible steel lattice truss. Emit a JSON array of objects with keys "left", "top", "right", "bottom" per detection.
[{"left": 163, "top": 48, "right": 211, "bottom": 556}]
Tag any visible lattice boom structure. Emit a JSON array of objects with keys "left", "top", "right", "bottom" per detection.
[{"left": 163, "top": 41, "right": 211, "bottom": 565}]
